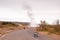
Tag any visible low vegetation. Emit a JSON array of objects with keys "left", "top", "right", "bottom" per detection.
[
  {"left": 0, "top": 22, "right": 28, "bottom": 36},
  {"left": 36, "top": 24, "right": 60, "bottom": 35}
]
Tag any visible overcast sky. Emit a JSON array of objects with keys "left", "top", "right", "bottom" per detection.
[{"left": 0, "top": 0, "right": 60, "bottom": 24}]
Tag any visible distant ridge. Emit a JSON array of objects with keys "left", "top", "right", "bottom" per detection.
[{"left": 0, "top": 20, "right": 30, "bottom": 25}]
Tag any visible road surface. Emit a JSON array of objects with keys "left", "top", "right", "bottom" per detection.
[{"left": 1, "top": 29, "right": 60, "bottom": 40}]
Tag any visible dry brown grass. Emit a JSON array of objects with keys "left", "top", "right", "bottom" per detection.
[
  {"left": 0, "top": 22, "right": 28, "bottom": 37},
  {"left": 36, "top": 24, "right": 60, "bottom": 35}
]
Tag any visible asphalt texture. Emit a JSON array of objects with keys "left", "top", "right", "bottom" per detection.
[{"left": 1, "top": 29, "right": 60, "bottom": 40}]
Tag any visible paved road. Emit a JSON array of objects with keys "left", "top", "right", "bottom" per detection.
[{"left": 1, "top": 29, "right": 60, "bottom": 40}]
